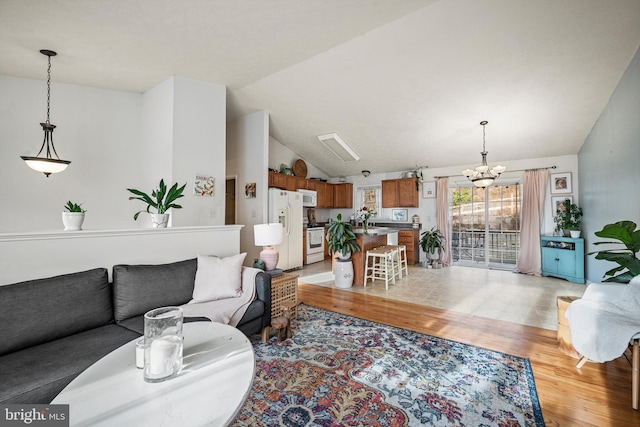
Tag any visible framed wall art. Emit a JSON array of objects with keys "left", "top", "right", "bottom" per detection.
[
  {"left": 392, "top": 209, "right": 408, "bottom": 222},
  {"left": 550, "top": 172, "right": 572, "bottom": 194},
  {"left": 422, "top": 181, "right": 436, "bottom": 198},
  {"left": 552, "top": 196, "right": 573, "bottom": 215},
  {"left": 245, "top": 183, "right": 256, "bottom": 199},
  {"left": 194, "top": 175, "right": 215, "bottom": 196}
]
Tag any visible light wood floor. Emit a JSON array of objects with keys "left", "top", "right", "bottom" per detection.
[{"left": 298, "top": 282, "right": 640, "bottom": 427}]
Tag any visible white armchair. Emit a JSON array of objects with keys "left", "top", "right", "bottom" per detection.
[{"left": 566, "top": 280, "right": 640, "bottom": 410}]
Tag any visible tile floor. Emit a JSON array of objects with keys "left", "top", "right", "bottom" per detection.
[{"left": 297, "top": 260, "right": 586, "bottom": 330}]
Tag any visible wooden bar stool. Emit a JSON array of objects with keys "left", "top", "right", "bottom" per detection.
[{"left": 363, "top": 246, "right": 397, "bottom": 290}]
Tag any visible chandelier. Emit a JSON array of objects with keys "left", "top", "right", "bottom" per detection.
[
  {"left": 462, "top": 121, "right": 505, "bottom": 188},
  {"left": 20, "top": 50, "right": 71, "bottom": 177}
]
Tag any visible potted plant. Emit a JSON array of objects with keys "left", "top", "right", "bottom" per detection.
[
  {"left": 326, "top": 214, "right": 361, "bottom": 259},
  {"left": 588, "top": 220, "right": 640, "bottom": 283},
  {"left": 554, "top": 199, "right": 583, "bottom": 237},
  {"left": 62, "top": 201, "right": 86, "bottom": 231},
  {"left": 127, "top": 179, "right": 186, "bottom": 228},
  {"left": 420, "top": 227, "right": 445, "bottom": 266}
]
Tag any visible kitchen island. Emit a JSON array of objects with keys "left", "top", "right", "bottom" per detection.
[{"left": 351, "top": 228, "right": 395, "bottom": 286}]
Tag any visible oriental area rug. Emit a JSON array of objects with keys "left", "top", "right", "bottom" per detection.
[{"left": 232, "top": 304, "right": 545, "bottom": 427}]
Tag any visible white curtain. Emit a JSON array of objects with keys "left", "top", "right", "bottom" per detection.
[
  {"left": 436, "top": 178, "right": 451, "bottom": 267},
  {"left": 516, "top": 169, "right": 549, "bottom": 275}
]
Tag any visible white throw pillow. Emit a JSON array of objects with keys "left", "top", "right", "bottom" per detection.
[{"left": 191, "top": 253, "right": 247, "bottom": 303}]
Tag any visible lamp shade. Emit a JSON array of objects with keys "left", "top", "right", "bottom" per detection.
[{"left": 254, "top": 223, "right": 283, "bottom": 246}]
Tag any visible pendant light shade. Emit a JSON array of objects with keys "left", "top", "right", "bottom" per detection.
[
  {"left": 20, "top": 50, "right": 70, "bottom": 177},
  {"left": 462, "top": 121, "right": 505, "bottom": 188}
]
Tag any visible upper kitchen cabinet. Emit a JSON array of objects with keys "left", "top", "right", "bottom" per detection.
[
  {"left": 381, "top": 178, "right": 419, "bottom": 208},
  {"left": 333, "top": 183, "right": 353, "bottom": 209},
  {"left": 316, "top": 182, "right": 334, "bottom": 208}
]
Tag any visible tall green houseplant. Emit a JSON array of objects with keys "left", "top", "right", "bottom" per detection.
[
  {"left": 588, "top": 220, "right": 640, "bottom": 283},
  {"left": 326, "top": 214, "right": 361, "bottom": 258}
]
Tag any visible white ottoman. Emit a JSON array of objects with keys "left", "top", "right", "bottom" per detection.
[{"left": 334, "top": 259, "right": 354, "bottom": 288}]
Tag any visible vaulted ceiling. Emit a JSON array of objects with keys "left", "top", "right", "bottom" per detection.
[{"left": 2, "top": 0, "right": 639, "bottom": 177}]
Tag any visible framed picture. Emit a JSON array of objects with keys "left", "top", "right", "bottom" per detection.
[
  {"left": 422, "top": 181, "right": 436, "bottom": 199},
  {"left": 392, "top": 209, "right": 408, "bottom": 222},
  {"left": 245, "top": 183, "right": 256, "bottom": 199},
  {"left": 550, "top": 172, "right": 572, "bottom": 194},
  {"left": 552, "top": 196, "right": 573, "bottom": 215},
  {"left": 194, "top": 175, "right": 215, "bottom": 196}
]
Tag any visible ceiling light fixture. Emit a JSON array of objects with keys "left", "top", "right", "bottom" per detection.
[
  {"left": 20, "top": 49, "right": 71, "bottom": 177},
  {"left": 462, "top": 121, "right": 505, "bottom": 188},
  {"left": 361, "top": 170, "right": 371, "bottom": 177}
]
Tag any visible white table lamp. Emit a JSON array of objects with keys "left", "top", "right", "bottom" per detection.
[{"left": 254, "top": 223, "right": 283, "bottom": 270}]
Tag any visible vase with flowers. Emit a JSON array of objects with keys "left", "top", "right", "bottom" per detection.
[{"left": 355, "top": 206, "right": 376, "bottom": 233}]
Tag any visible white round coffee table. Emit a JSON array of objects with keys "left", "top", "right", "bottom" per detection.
[{"left": 52, "top": 322, "right": 254, "bottom": 426}]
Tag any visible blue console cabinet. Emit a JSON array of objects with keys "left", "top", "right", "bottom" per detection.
[{"left": 541, "top": 236, "right": 585, "bottom": 284}]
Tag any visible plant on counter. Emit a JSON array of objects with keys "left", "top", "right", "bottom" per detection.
[
  {"left": 587, "top": 220, "right": 640, "bottom": 283},
  {"left": 326, "top": 214, "right": 361, "bottom": 258},
  {"left": 420, "top": 227, "right": 445, "bottom": 262},
  {"left": 127, "top": 179, "right": 187, "bottom": 221},
  {"left": 64, "top": 201, "right": 86, "bottom": 213},
  {"left": 554, "top": 199, "right": 583, "bottom": 234}
]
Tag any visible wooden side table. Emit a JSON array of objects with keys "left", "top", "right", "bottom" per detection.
[
  {"left": 270, "top": 273, "right": 298, "bottom": 319},
  {"left": 557, "top": 296, "right": 581, "bottom": 359}
]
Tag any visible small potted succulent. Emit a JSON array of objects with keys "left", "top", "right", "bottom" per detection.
[
  {"left": 62, "top": 201, "right": 86, "bottom": 231},
  {"left": 127, "top": 179, "right": 186, "bottom": 228}
]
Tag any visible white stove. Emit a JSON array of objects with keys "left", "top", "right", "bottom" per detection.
[{"left": 305, "top": 227, "right": 325, "bottom": 264}]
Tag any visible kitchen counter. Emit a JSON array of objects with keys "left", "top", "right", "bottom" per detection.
[{"left": 351, "top": 232, "right": 388, "bottom": 286}]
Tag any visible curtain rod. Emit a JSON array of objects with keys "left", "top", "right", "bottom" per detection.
[{"left": 432, "top": 165, "right": 556, "bottom": 179}]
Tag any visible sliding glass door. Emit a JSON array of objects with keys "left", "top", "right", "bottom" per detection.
[{"left": 450, "top": 183, "right": 521, "bottom": 269}]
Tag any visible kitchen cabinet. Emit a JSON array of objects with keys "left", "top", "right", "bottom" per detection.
[
  {"left": 381, "top": 178, "right": 418, "bottom": 208},
  {"left": 541, "top": 236, "right": 585, "bottom": 284},
  {"left": 398, "top": 229, "right": 420, "bottom": 265},
  {"left": 333, "top": 183, "right": 353, "bottom": 208},
  {"left": 269, "top": 171, "right": 288, "bottom": 189},
  {"left": 295, "top": 177, "right": 309, "bottom": 190},
  {"left": 315, "top": 182, "right": 333, "bottom": 208}
]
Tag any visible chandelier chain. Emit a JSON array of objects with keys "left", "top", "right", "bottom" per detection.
[{"left": 46, "top": 55, "right": 51, "bottom": 124}]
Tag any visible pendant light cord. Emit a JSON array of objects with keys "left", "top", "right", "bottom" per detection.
[{"left": 46, "top": 54, "right": 51, "bottom": 124}]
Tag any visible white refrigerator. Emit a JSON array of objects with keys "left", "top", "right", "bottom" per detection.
[{"left": 268, "top": 189, "right": 303, "bottom": 270}]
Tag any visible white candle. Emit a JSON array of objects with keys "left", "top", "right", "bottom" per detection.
[
  {"left": 135, "top": 339, "right": 145, "bottom": 369},
  {"left": 149, "top": 335, "right": 181, "bottom": 376}
]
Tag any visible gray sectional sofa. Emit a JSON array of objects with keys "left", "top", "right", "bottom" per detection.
[{"left": 0, "top": 258, "right": 271, "bottom": 404}]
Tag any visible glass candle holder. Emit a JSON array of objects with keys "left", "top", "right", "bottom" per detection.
[{"left": 143, "top": 306, "right": 184, "bottom": 383}]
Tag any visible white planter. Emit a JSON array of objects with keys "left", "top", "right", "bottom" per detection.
[
  {"left": 569, "top": 230, "right": 581, "bottom": 238},
  {"left": 150, "top": 213, "right": 170, "bottom": 228},
  {"left": 337, "top": 251, "right": 351, "bottom": 260},
  {"left": 62, "top": 212, "right": 85, "bottom": 231},
  {"left": 334, "top": 259, "right": 354, "bottom": 288}
]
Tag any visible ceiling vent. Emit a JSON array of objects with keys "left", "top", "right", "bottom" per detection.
[{"left": 318, "top": 133, "right": 359, "bottom": 163}]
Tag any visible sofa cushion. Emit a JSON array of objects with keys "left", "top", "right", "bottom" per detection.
[
  {"left": 191, "top": 253, "right": 246, "bottom": 303},
  {"left": 0, "top": 268, "right": 113, "bottom": 357},
  {"left": 113, "top": 258, "right": 197, "bottom": 322},
  {"left": 0, "top": 324, "right": 140, "bottom": 404}
]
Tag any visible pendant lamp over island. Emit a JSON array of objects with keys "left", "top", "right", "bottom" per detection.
[
  {"left": 462, "top": 121, "right": 505, "bottom": 188},
  {"left": 20, "top": 50, "right": 71, "bottom": 177}
]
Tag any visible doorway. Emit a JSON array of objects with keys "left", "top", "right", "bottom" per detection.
[
  {"left": 450, "top": 183, "right": 521, "bottom": 269},
  {"left": 225, "top": 177, "right": 236, "bottom": 225}
]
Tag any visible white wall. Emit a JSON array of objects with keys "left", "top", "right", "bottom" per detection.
[
  {"left": 171, "top": 77, "right": 227, "bottom": 226},
  {"left": 227, "top": 111, "right": 270, "bottom": 265},
  {"left": 0, "top": 75, "right": 226, "bottom": 232},
  {"left": 579, "top": 46, "right": 640, "bottom": 283},
  {"left": 0, "top": 75, "right": 144, "bottom": 232}
]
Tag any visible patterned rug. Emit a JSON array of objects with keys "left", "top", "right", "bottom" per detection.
[{"left": 232, "top": 304, "right": 545, "bottom": 427}]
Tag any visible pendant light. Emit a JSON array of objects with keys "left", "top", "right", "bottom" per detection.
[
  {"left": 20, "top": 49, "right": 71, "bottom": 177},
  {"left": 461, "top": 121, "right": 505, "bottom": 188}
]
